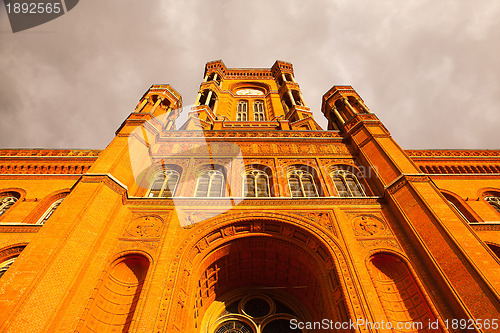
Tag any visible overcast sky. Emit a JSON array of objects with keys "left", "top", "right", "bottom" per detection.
[{"left": 1, "top": 0, "right": 499, "bottom": 150}]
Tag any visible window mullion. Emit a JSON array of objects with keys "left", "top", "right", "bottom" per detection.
[
  {"left": 342, "top": 176, "right": 352, "bottom": 197},
  {"left": 207, "top": 174, "right": 213, "bottom": 198},
  {"left": 299, "top": 177, "right": 306, "bottom": 197}
]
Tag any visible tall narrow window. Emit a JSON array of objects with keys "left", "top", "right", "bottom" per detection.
[
  {"left": 287, "top": 170, "right": 318, "bottom": 197},
  {"left": 244, "top": 170, "right": 270, "bottom": 197},
  {"left": 37, "top": 198, "right": 64, "bottom": 225},
  {"left": 486, "top": 196, "right": 500, "bottom": 214},
  {"left": 447, "top": 200, "right": 470, "bottom": 222},
  {"left": 0, "top": 195, "right": 18, "bottom": 217},
  {"left": 442, "top": 192, "right": 476, "bottom": 223},
  {"left": 195, "top": 170, "right": 224, "bottom": 197},
  {"left": 253, "top": 101, "right": 265, "bottom": 121},
  {"left": 331, "top": 170, "right": 365, "bottom": 197},
  {"left": 148, "top": 170, "right": 180, "bottom": 198},
  {"left": 0, "top": 257, "right": 17, "bottom": 279},
  {"left": 237, "top": 101, "right": 248, "bottom": 121}
]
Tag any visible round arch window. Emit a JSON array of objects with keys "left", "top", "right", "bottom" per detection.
[{"left": 210, "top": 292, "right": 305, "bottom": 333}]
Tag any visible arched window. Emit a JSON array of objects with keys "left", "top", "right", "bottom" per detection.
[
  {"left": 447, "top": 199, "right": 470, "bottom": 222},
  {"left": 244, "top": 170, "right": 270, "bottom": 197},
  {"left": 253, "top": 101, "right": 265, "bottom": 121},
  {"left": 148, "top": 170, "right": 180, "bottom": 198},
  {"left": 442, "top": 192, "right": 477, "bottom": 223},
  {"left": 331, "top": 169, "right": 365, "bottom": 197},
  {"left": 486, "top": 196, "right": 500, "bottom": 214},
  {"left": 195, "top": 170, "right": 224, "bottom": 197},
  {"left": 0, "top": 194, "right": 19, "bottom": 217},
  {"left": 37, "top": 198, "right": 64, "bottom": 225},
  {"left": 237, "top": 101, "right": 248, "bottom": 121},
  {"left": 0, "top": 256, "right": 17, "bottom": 279},
  {"left": 287, "top": 170, "right": 318, "bottom": 197}
]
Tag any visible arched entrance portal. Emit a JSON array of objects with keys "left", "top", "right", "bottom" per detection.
[
  {"left": 159, "top": 215, "right": 359, "bottom": 333},
  {"left": 198, "top": 236, "right": 328, "bottom": 332}
]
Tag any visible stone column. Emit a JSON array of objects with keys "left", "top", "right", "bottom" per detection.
[
  {"left": 287, "top": 90, "right": 296, "bottom": 106},
  {"left": 205, "top": 90, "right": 213, "bottom": 106},
  {"left": 150, "top": 96, "right": 164, "bottom": 114},
  {"left": 332, "top": 105, "right": 345, "bottom": 125},
  {"left": 343, "top": 97, "right": 358, "bottom": 114},
  {"left": 195, "top": 92, "right": 203, "bottom": 106},
  {"left": 135, "top": 98, "right": 149, "bottom": 112}
]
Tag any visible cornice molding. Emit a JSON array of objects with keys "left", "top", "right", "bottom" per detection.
[
  {"left": 0, "top": 224, "right": 42, "bottom": 233},
  {"left": 0, "top": 174, "right": 82, "bottom": 179},
  {"left": 124, "top": 196, "right": 383, "bottom": 206},
  {"left": 81, "top": 173, "right": 128, "bottom": 195},
  {"left": 0, "top": 149, "right": 101, "bottom": 158},
  {"left": 406, "top": 150, "right": 500, "bottom": 158},
  {"left": 469, "top": 222, "right": 500, "bottom": 231},
  {"left": 159, "top": 130, "right": 341, "bottom": 140}
]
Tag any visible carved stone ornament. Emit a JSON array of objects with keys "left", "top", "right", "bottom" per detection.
[
  {"left": 352, "top": 215, "right": 385, "bottom": 236},
  {"left": 124, "top": 215, "right": 163, "bottom": 238}
]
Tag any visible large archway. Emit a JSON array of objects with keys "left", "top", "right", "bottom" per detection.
[
  {"left": 196, "top": 236, "right": 333, "bottom": 332},
  {"left": 157, "top": 213, "right": 364, "bottom": 333}
]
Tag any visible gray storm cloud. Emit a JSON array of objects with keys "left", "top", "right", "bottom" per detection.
[{"left": 0, "top": 0, "right": 499, "bottom": 149}]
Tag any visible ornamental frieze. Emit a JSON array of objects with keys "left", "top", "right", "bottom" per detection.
[
  {"left": 293, "top": 211, "right": 337, "bottom": 236},
  {"left": 116, "top": 239, "right": 159, "bottom": 254},
  {"left": 153, "top": 140, "right": 351, "bottom": 157},
  {"left": 358, "top": 238, "right": 400, "bottom": 250},
  {"left": 0, "top": 245, "right": 26, "bottom": 260},
  {"left": 0, "top": 225, "right": 42, "bottom": 233},
  {"left": 159, "top": 130, "right": 340, "bottom": 139}
]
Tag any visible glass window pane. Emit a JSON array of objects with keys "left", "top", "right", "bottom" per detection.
[
  {"left": 333, "top": 177, "right": 349, "bottom": 197},
  {"left": 244, "top": 175, "right": 256, "bottom": 197},
  {"left": 256, "top": 176, "right": 269, "bottom": 197},
  {"left": 486, "top": 197, "right": 500, "bottom": 214},
  {"left": 209, "top": 174, "right": 223, "bottom": 197},
  {"left": 149, "top": 174, "right": 165, "bottom": 198},
  {"left": 254, "top": 101, "right": 265, "bottom": 121},
  {"left": 237, "top": 101, "right": 248, "bottom": 121},
  {"left": 289, "top": 176, "right": 302, "bottom": 197},
  {"left": 0, "top": 257, "right": 17, "bottom": 279},
  {"left": 0, "top": 196, "right": 17, "bottom": 217},
  {"left": 41, "top": 198, "right": 64, "bottom": 224},
  {"left": 195, "top": 174, "right": 210, "bottom": 197},
  {"left": 302, "top": 175, "right": 318, "bottom": 197},
  {"left": 162, "top": 173, "right": 179, "bottom": 198},
  {"left": 346, "top": 177, "right": 364, "bottom": 197}
]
